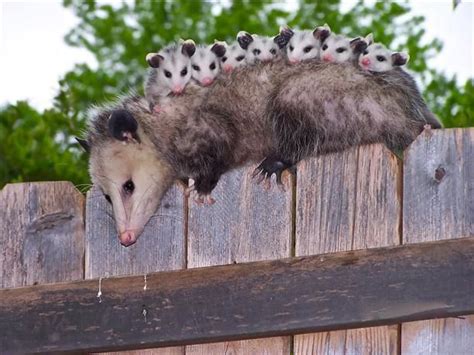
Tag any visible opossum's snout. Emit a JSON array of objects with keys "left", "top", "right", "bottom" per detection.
[
  {"left": 360, "top": 57, "right": 371, "bottom": 67},
  {"left": 223, "top": 64, "right": 233, "bottom": 73},
  {"left": 322, "top": 53, "right": 333, "bottom": 62},
  {"left": 201, "top": 77, "right": 214, "bottom": 86},
  {"left": 289, "top": 58, "right": 300, "bottom": 64},
  {"left": 120, "top": 230, "right": 137, "bottom": 247},
  {"left": 172, "top": 86, "right": 185, "bottom": 95}
]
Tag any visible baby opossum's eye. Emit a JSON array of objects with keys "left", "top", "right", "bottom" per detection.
[
  {"left": 289, "top": 45, "right": 294, "bottom": 51},
  {"left": 104, "top": 194, "right": 112, "bottom": 204},
  {"left": 303, "top": 45, "right": 313, "bottom": 53},
  {"left": 164, "top": 70, "right": 172, "bottom": 78},
  {"left": 221, "top": 56, "right": 227, "bottom": 62},
  {"left": 236, "top": 55, "right": 245, "bottom": 62},
  {"left": 180, "top": 67, "right": 188, "bottom": 76},
  {"left": 322, "top": 44, "right": 328, "bottom": 51},
  {"left": 363, "top": 50, "right": 369, "bottom": 55},
  {"left": 192, "top": 64, "right": 200, "bottom": 71},
  {"left": 123, "top": 179, "right": 135, "bottom": 195},
  {"left": 336, "top": 47, "right": 346, "bottom": 53},
  {"left": 270, "top": 48, "right": 277, "bottom": 55},
  {"left": 210, "top": 62, "right": 216, "bottom": 70},
  {"left": 376, "top": 55, "right": 386, "bottom": 62},
  {"left": 253, "top": 48, "right": 261, "bottom": 56}
]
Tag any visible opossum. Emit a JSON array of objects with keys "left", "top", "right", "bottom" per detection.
[
  {"left": 83, "top": 60, "right": 440, "bottom": 246},
  {"left": 237, "top": 31, "right": 286, "bottom": 63},
  {"left": 144, "top": 40, "right": 196, "bottom": 111},
  {"left": 359, "top": 42, "right": 409, "bottom": 72},
  {"left": 276, "top": 25, "right": 325, "bottom": 63},
  {"left": 318, "top": 26, "right": 370, "bottom": 64},
  {"left": 191, "top": 43, "right": 226, "bottom": 86},
  {"left": 219, "top": 41, "right": 247, "bottom": 73}
]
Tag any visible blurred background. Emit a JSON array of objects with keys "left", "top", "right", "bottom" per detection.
[{"left": 1, "top": 0, "right": 473, "bottom": 189}]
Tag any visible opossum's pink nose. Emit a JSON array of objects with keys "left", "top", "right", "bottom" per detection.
[
  {"left": 223, "top": 65, "right": 233, "bottom": 73},
  {"left": 289, "top": 58, "right": 300, "bottom": 64},
  {"left": 361, "top": 57, "right": 370, "bottom": 66},
  {"left": 172, "top": 86, "right": 184, "bottom": 95},
  {"left": 201, "top": 77, "right": 213, "bottom": 86},
  {"left": 322, "top": 54, "right": 333, "bottom": 62},
  {"left": 119, "top": 231, "right": 137, "bottom": 247}
]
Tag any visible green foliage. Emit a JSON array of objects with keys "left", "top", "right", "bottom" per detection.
[{"left": 0, "top": 0, "right": 473, "bottom": 188}]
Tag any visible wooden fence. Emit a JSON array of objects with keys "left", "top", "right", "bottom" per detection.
[{"left": 1, "top": 128, "right": 473, "bottom": 354}]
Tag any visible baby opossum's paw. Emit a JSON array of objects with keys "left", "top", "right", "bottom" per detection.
[
  {"left": 253, "top": 156, "right": 295, "bottom": 191},
  {"left": 152, "top": 104, "right": 161, "bottom": 115}
]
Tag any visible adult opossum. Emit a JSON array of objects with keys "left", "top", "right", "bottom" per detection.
[{"left": 82, "top": 60, "right": 440, "bottom": 246}]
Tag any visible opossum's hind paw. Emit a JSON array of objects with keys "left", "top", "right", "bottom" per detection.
[
  {"left": 253, "top": 156, "right": 295, "bottom": 190},
  {"left": 194, "top": 193, "right": 216, "bottom": 206}
]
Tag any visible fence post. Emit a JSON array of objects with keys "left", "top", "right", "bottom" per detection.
[
  {"left": 401, "top": 128, "right": 474, "bottom": 354},
  {"left": 294, "top": 144, "right": 401, "bottom": 355},
  {"left": 85, "top": 184, "right": 186, "bottom": 355},
  {"left": 186, "top": 167, "right": 294, "bottom": 354},
  {"left": 0, "top": 181, "right": 84, "bottom": 287}
]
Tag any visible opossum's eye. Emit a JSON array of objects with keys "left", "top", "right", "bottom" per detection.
[
  {"left": 336, "top": 47, "right": 346, "bottom": 53},
  {"left": 222, "top": 56, "right": 227, "bottom": 62},
  {"left": 289, "top": 45, "right": 294, "bottom": 51},
  {"left": 303, "top": 45, "right": 313, "bottom": 53},
  {"left": 164, "top": 70, "right": 172, "bottom": 78},
  {"left": 192, "top": 64, "right": 200, "bottom": 71},
  {"left": 210, "top": 62, "right": 216, "bottom": 70},
  {"left": 376, "top": 55, "right": 386, "bottom": 62},
  {"left": 104, "top": 194, "right": 112, "bottom": 204},
  {"left": 180, "top": 67, "right": 188, "bottom": 76},
  {"left": 363, "top": 50, "right": 369, "bottom": 55},
  {"left": 322, "top": 44, "right": 328, "bottom": 51},
  {"left": 270, "top": 48, "right": 277, "bottom": 55},
  {"left": 123, "top": 180, "right": 135, "bottom": 195},
  {"left": 236, "top": 55, "right": 245, "bottom": 62},
  {"left": 253, "top": 48, "right": 261, "bottom": 56}
]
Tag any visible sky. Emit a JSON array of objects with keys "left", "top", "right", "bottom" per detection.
[{"left": 0, "top": 0, "right": 473, "bottom": 110}]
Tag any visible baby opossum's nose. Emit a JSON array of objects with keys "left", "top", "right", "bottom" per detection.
[
  {"left": 119, "top": 230, "right": 137, "bottom": 247},
  {"left": 289, "top": 58, "right": 300, "bottom": 65},
  {"left": 201, "top": 77, "right": 214, "bottom": 86},
  {"left": 322, "top": 54, "right": 333, "bottom": 62},
  {"left": 361, "top": 57, "right": 371, "bottom": 67},
  {"left": 223, "top": 65, "right": 233, "bottom": 73},
  {"left": 172, "top": 86, "right": 184, "bottom": 95}
]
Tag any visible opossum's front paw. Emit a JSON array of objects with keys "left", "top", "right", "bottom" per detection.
[
  {"left": 194, "top": 193, "right": 216, "bottom": 206},
  {"left": 253, "top": 156, "right": 295, "bottom": 190}
]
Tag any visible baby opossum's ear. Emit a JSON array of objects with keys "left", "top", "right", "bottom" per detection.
[
  {"left": 237, "top": 31, "right": 254, "bottom": 50},
  {"left": 313, "top": 24, "right": 331, "bottom": 44},
  {"left": 391, "top": 52, "right": 409, "bottom": 66},
  {"left": 108, "top": 109, "right": 140, "bottom": 143},
  {"left": 274, "top": 25, "right": 294, "bottom": 49},
  {"left": 145, "top": 53, "right": 163, "bottom": 68},
  {"left": 211, "top": 42, "right": 227, "bottom": 57},
  {"left": 75, "top": 137, "right": 90, "bottom": 153},
  {"left": 364, "top": 33, "right": 374, "bottom": 45},
  {"left": 350, "top": 37, "right": 368, "bottom": 54},
  {"left": 181, "top": 39, "right": 196, "bottom": 57}
]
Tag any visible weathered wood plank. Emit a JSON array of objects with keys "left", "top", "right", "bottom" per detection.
[
  {"left": 186, "top": 167, "right": 293, "bottom": 355},
  {"left": 295, "top": 144, "right": 401, "bottom": 355},
  {"left": 401, "top": 128, "right": 474, "bottom": 355},
  {"left": 2, "top": 237, "right": 474, "bottom": 353},
  {"left": 0, "top": 182, "right": 84, "bottom": 288},
  {"left": 86, "top": 184, "right": 186, "bottom": 355}
]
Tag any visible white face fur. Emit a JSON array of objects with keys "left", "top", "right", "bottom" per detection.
[
  {"left": 286, "top": 31, "right": 320, "bottom": 63},
  {"left": 238, "top": 32, "right": 281, "bottom": 64},
  {"left": 220, "top": 42, "right": 246, "bottom": 73},
  {"left": 320, "top": 34, "right": 360, "bottom": 63},
  {"left": 359, "top": 43, "right": 409, "bottom": 72},
  {"left": 191, "top": 45, "right": 221, "bottom": 86}
]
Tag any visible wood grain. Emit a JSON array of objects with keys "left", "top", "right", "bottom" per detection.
[
  {"left": 186, "top": 167, "right": 293, "bottom": 355},
  {"left": 294, "top": 144, "right": 401, "bottom": 355},
  {"left": 86, "top": 184, "right": 186, "bottom": 355},
  {"left": 2, "top": 237, "right": 474, "bottom": 353},
  {"left": 401, "top": 128, "right": 474, "bottom": 355},
  {"left": 0, "top": 181, "right": 84, "bottom": 288}
]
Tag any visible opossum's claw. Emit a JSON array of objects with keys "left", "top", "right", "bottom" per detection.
[
  {"left": 193, "top": 192, "right": 215, "bottom": 206},
  {"left": 253, "top": 156, "right": 292, "bottom": 187}
]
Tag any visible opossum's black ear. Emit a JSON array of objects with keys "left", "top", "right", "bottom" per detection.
[
  {"left": 313, "top": 25, "right": 331, "bottom": 44},
  {"left": 146, "top": 53, "right": 163, "bottom": 68},
  {"left": 75, "top": 137, "right": 90, "bottom": 153},
  {"left": 108, "top": 109, "right": 140, "bottom": 143},
  {"left": 274, "top": 25, "right": 294, "bottom": 49},
  {"left": 237, "top": 31, "right": 253, "bottom": 50},
  {"left": 181, "top": 40, "right": 196, "bottom": 57},
  {"left": 349, "top": 37, "right": 368, "bottom": 54},
  {"left": 211, "top": 42, "right": 226, "bottom": 57},
  {"left": 391, "top": 52, "right": 409, "bottom": 66}
]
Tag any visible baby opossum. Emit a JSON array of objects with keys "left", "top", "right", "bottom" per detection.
[
  {"left": 84, "top": 61, "right": 440, "bottom": 246},
  {"left": 219, "top": 41, "right": 247, "bottom": 73},
  {"left": 276, "top": 25, "right": 326, "bottom": 63},
  {"left": 359, "top": 42, "right": 409, "bottom": 72},
  {"left": 191, "top": 43, "right": 226, "bottom": 86},
  {"left": 320, "top": 26, "right": 370, "bottom": 64},
  {"left": 144, "top": 40, "right": 196, "bottom": 111},
  {"left": 237, "top": 31, "right": 285, "bottom": 63}
]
